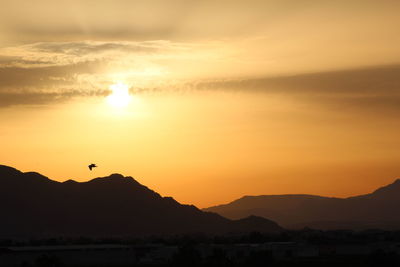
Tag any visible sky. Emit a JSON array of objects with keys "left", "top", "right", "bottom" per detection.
[{"left": 1, "top": 0, "right": 400, "bottom": 208}]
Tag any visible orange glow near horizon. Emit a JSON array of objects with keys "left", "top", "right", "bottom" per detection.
[{"left": 1, "top": 89, "right": 400, "bottom": 208}]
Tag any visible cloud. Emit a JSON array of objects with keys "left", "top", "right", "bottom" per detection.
[
  {"left": 0, "top": 40, "right": 195, "bottom": 105},
  {"left": 0, "top": 40, "right": 188, "bottom": 67},
  {"left": 1, "top": 63, "right": 400, "bottom": 113},
  {"left": 29, "top": 41, "right": 166, "bottom": 56},
  {"left": 195, "top": 64, "right": 400, "bottom": 94},
  {"left": 0, "top": 61, "right": 104, "bottom": 89},
  {"left": 0, "top": 90, "right": 108, "bottom": 108},
  {"left": 192, "top": 64, "right": 400, "bottom": 116}
]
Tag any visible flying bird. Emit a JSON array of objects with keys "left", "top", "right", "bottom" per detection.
[{"left": 88, "top": 163, "right": 97, "bottom": 171}]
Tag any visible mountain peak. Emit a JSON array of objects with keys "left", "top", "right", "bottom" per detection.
[
  {"left": 63, "top": 179, "right": 78, "bottom": 184},
  {"left": 88, "top": 173, "right": 140, "bottom": 184},
  {"left": 0, "top": 165, "right": 53, "bottom": 185},
  {"left": 22, "top": 171, "right": 53, "bottom": 183},
  {"left": 0, "top": 164, "right": 21, "bottom": 176},
  {"left": 107, "top": 173, "right": 125, "bottom": 179},
  {"left": 233, "top": 215, "right": 283, "bottom": 232}
]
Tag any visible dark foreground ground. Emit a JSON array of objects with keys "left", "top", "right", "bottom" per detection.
[{"left": 2, "top": 229, "right": 400, "bottom": 266}]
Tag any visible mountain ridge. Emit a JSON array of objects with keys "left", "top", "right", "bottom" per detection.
[
  {"left": 0, "top": 165, "right": 282, "bottom": 238},
  {"left": 204, "top": 178, "right": 400, "bottom": 230}
]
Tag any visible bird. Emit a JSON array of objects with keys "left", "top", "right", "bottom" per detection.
[{"left": 88, "top": 163, "right": 97, "bottom": 171}]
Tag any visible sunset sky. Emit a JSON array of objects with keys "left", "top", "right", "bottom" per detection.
[{"left": 1, "top": 0, "right": 400, "bottom": 208}]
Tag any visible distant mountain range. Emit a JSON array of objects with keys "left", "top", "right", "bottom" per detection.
[
  {"left": 204, "top": 179, "right": 400, "bottom": 230},
  {"left": 0, "top": 165, "right": 282, "bottom": 238}
]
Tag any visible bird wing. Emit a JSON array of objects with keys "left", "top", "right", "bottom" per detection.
[{"left": 88, "top": 163, "right": 97, "bottom": 170}]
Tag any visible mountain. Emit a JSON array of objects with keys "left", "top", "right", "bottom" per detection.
[
  {"left": 204, "top": 179, "right": 400, "bottom": 230},
  {"left": 0, "top": 165, "right": 282, "bottom": 238}
]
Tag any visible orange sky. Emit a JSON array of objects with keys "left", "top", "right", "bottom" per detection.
[{"left": 1, "top": 0, "right": 400, "bottom": 207}]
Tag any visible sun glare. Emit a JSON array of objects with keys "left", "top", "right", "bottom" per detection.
[{"left": 107, "top": 83, "right": 131, "bottom": 108}]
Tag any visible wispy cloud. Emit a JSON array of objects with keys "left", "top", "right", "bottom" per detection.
[
  {"left": 0, "top": 40, "right": 191, "bottom": 67},
  {"left": 193, "top": 64, "right": 400, "bottom": 116},
  {"left": 0, "top": 40, "right": 198, "bottom": 104},
  {"left": 0, "top": 90, "right": 108, "bottom": 108}
]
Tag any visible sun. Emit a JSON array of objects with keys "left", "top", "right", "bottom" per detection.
[{"left": 107, "top": 83, "right": 131, "bottom": 108}]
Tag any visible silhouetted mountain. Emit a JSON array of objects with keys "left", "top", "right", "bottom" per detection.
[
  {"left": 204, "top": 179, "right": 400, "bottom": 230},
  {"left": 0, "top": 165, "right": 282, "bottom": 238}
]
